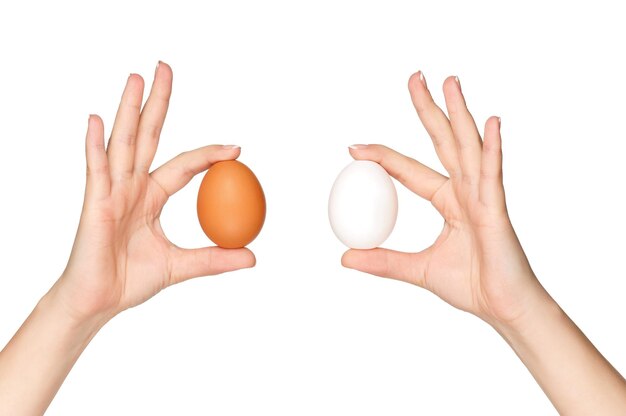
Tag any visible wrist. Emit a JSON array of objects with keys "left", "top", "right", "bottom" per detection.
[
  {"left": 488, "top": 281, "right": 626, "bottom": 414},
  {"left": 40, "top": 280, "right": 111, "bottom": 339},
  {"left": 492, "top": 286, "right": 563, "bottom": 349}
]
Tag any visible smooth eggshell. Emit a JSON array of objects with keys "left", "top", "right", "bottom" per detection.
[
  {"left": 197, "top": 160, "right": 266, "bottom": 248},
  {"left": 328, "top": 160, "right": 398, "bottom": 249}
]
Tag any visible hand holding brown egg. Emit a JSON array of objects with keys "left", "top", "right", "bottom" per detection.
[{"left": 56, "top": 63, "right": 257, "bottom": 322}]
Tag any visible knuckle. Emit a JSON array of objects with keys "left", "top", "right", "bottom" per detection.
[
  {"left": 462, "top": 173, "right": 478, "bottom": 187},
  {"left": 116, "top": 132, "right": 136, "bottom": 146},
  {"left": 430, "top": 132, "right": 443, "bottom": 146},
  {"left": 86, "top": 163, "right": 109, "bottom": 176},
  {"left": 413, "top": 99, "right": 428, "bottom": 113},
  {"left": 483, "top": 142, "right": 501, "bottom": 154},
  {"left": 456, "top": 137, "right": 474, "bottom": 150},
  {"left": 145, "top": 123, "right": 163, "bottom": 139}
]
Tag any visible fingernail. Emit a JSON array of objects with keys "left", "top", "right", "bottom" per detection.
[
  {"left": 497, "top": 116, "right": 501, "bottom": 127},
  {"left": 454, "top": 76, "right": 461, "bottom": 90},
  {"left": 419, "top": 71, "right": 427, "bottom": 87},
  {"left": 222, "top": 145, "right": 240, "bottom": 150},
  {"left": 349, "top": 144, "right": 368, "bottom": 150},
  {"left": 155, "top": 60, "right": 161, "bottom": 74}
]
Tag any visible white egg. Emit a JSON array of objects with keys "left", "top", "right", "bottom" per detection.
[{"left": 328, "top": 160, "right": 398, "bottom": 249}]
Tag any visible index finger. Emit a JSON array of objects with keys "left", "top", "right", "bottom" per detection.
[
  {"left": 349, "top": 144, "right": 447, "bottom": 201},
  {"left": 150, "top": 145, "right": 241, "bottom": 197}
]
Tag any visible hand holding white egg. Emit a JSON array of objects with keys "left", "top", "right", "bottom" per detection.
[{"left": 328, "top": 160, "right": 398, "bottom": 249}]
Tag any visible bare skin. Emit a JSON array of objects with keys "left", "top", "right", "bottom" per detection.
[
  {"left": 0, "top": 62, "right": 255, "bottom": 415},
  {"left": 342, "top": 72, "right": 626, "bottom": 415},
  {"left": 1, "top": 67, "right": 624, "bottom": 415}
]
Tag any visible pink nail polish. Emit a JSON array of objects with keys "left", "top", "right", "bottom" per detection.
[
  {"left": 349, "top": 144, "right": 368, "bottom": 150},
  {"left": 222, "top": 145, "right": 240, "bottom": 150}
]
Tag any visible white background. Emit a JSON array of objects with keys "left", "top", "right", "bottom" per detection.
[{"left": 1, "top": 1, "right": 625, "bottom": 414}]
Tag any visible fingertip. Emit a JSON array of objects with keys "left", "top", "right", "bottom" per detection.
[
  {"left": 485, "top": 115, "right": 500, "bottom": 128},
  {"left": 341, "top": 250, "right": 349, "bottom": 265},
  {"left": 442, "top": 75, "right": 459, "bottom": 93},
  {"left": 128, "top": 73, "right": 145, "bottom": 88},
  {"left": 408, "top": 70, "right": 427, "bottom": 91},
  {"left": 86, "top": 114, "right": 104, "bottom": 142},
  {"left": 153, "top": 61, "right": 173, "bottom": 91},
  {"left": 222, "top": 144, "right": 241, "bottom": 150},
  {"left": 221, "top": 144, "right": 242, "bottom": 161},
  {"left": 341, "top": 249, "right": 359, "bottom": 269},
  {"left": 484, "top": 116, "right": 502, "bottom": 147},
  {"left": 408, "top": 72, "right": 421, "bottom": 90},
  {"left": 156, "top": 61, "right": 173, "bottom": 79},
  {"left": 242, "top": 247, "right": 257, "bottom": 268},
  {"left": 87, "top": 114, "right": 95, "bottom": 129},
  {"left": 348, "top": 144, "right": 370, "bottom": 159},
  {"left": 202, "top": 144, "right": 242, "bottom": 160},
  {"left": 348, "top": 143, "right": 388, "bottom": 160},
  {"left": 221, "top": 247, "right": 256, "bottom": 270},
  {"left": 88, "top": 113, "right": 103, "bottom": 124}
]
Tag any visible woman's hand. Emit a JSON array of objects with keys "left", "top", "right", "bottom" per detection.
[
  {"left": 53, "top": 62, "right": 256, "bottom": 323},
  {"left": 342, "top": 72, "right": 547, "bottom": 329},
  {"left": 342, "top": 73, "right": 626, "bottom": 415},
  {"left": 0, "top": 62, "right": 257, "bottom": 416}
]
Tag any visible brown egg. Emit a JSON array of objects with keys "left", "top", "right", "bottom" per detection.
[{"left": 197, "top": 160, "right": 266, "bottom": 248}]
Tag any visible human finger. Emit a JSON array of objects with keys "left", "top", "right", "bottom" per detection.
[
  {"left": 408, "top": 71, "right": 461, "bottom": 177},
  {"left": 107, "top": 74, "right": 144, "bottom": 179},
  {"left": 135, "top": 61, "right": 173, "bottom": 172},
  {"left": 85, "top": 114, "right": 110, "bottom": 200},
  {"left": 348, "top": 144, "right": 447, "bottom": 201},
  {"left": 479, "top": 116, "right": 505, "bottom": 211},
  {"left": 169, "top": 246, "right": 256, "bottom": 284},
  {"left": 442, "top": 76, "right": 483, "bottom": 184},
  {"left": 150, "top": 145, "right": 241, "bottom": 197},
  {"left": 341, "top": 247, "right": 430, "bottom": 288}
]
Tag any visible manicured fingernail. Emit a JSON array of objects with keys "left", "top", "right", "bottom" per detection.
[
  {"left": 223, "top": 145, "right": 240, "bottom": 150},
  {"left": 349, "top": 144, "right": 368, "bottom": 150},
  {"left": 454, "top": 76, "right": 461, "bottom": 90},
  {"left": 155, "top": 61, "right": 162, "bottom": 74},
  {"left": 497, "top": 117, "right": 501, "bottom": 127},
  {"left": 419, "top": 71, "right": 427, "bottom": 87}
]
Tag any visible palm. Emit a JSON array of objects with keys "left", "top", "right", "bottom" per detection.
[
  {"left": 415, "top": 180, "right": 484, "bottom": 313},
  {"left": 94, "top": 178, "right": 171, "bottom": 309},
  {"left": 57, "top": 64, "right": 255, "bottom": 321},
  {"left": 343, "top": 73, "right": 536, "bottom": 326}
]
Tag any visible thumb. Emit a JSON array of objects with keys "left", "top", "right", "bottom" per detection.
[
  {"left": 341, "top": 248, "right": 429, "bottom": 288},
  {"left": 169, "top": 246, "right": 256, "bottom": 285}
]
